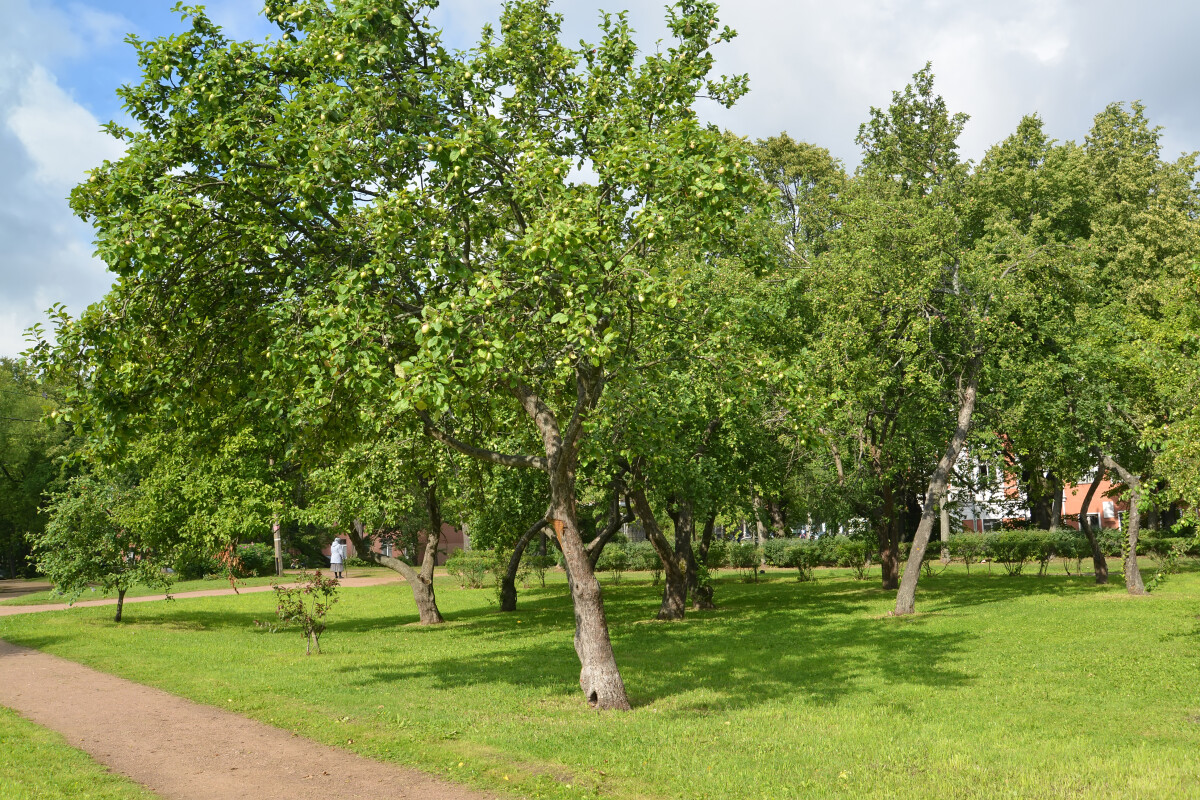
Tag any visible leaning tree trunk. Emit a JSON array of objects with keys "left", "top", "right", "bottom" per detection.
[
  {"left": 500, "top": 516, "right": 549, "bottom": 612},
  {"left": 894, "top": 366, "right": 980, "bottom": 616},
  {"left": 346, "top": 480, "right": 448, "bottom": 625},
  {"left": 630, "top": 487, "right": 687, "bottom": 621},
  {"left": 113, "top": 588, "right": 127, "bottom": 622},
  {"left": 1100, "top": 454, "right": 1147, "bottom": 596},
  {"left": 689, "top": 506, "right": 718, "bottom": 610},
  {"left": 1078, "top": 459, "right": 1109, "bottom": 584}
]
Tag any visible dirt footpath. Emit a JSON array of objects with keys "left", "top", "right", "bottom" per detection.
[
  {"left": 0, "top": 574, "right": 403, "bottom": 617},
  {"left": 0, "top": 639, "right": 494, "bottom": 800}
]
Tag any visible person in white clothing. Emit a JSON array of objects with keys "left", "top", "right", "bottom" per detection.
[{"left": 330, "top": 537, "right": 347, "bottom": 579}]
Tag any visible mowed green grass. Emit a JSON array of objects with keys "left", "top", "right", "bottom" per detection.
[
  {"left": 0, "top": 707, "right": 159, "bottom": 799},
  {"left": 0, "top": 565, "right": 396, "bottom": 606},
  {"left": 2, "top": 564, "right": 1199, "bottom": 799}
]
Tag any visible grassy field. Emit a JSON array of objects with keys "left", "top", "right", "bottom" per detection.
[
  {"left": 1, "top": 564, "right": 1199, "bottom": 799},
  {"left": 0, "top": 706, "right": 159, "bottom": 799},
  {"left": 0, "top": 565, "right": 397, "bottom": 606}
]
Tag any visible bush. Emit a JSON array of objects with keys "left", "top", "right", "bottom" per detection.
[
  {"left": 705, "top": 539, "right": 730, "bottom": 571},
  {"left": 237, "top": 543, "right": 277, "bottom": 578},
  {"left": 986, "top": 531, "right": 1039, "bottom": 576},
  {"left": 344, "top": 556, "right": 373, "bottom": 569},
  {"left": 263, "top": 571, "right": 339, "bottom": 655},
  {"left": 521, "top": 551, "right": 557, "bottom": 588},
  {"left": 834, "top": 536, "right": 870, "bottom": 580},
  {"left": 625, "top": 541, "right": 662, "bottom": 584},
  {"left": 173, "top": 549, "right": 221, "bottom": 581},
  {"left": 786, "top": 540, "right": 821, "bottom": 582},
  {"left": 762, "top": 538, "right": 793, "bottom": 568},
  {"left": 446, "top": 550, "right": 492, "bottom": 588},
  {"left": 729, "top": 542, "right": 760, "bottom": 582},
  {"left": 596, "top": 545, "right": 629, "bottom": 582},
  {"left": 947, "top": 533, "right": 987, "bottom": 573}
]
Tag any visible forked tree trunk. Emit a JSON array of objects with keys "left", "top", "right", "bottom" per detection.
[
  {"left": 1100, "top": 454, "right": 1147, "bottom": 596},
  {"left": 630, "top": 487, "right": 687, "bottom": 621},
  {"left": 500, "top": 516, "right": 549, "bottom": 612},
  {"left": 1078, "top": 460, "right": 1108, "bottom": 584},
  {"left": 894, "top": 366, "right": 980, "bottom": 616},
  {"left": 347, "top": 479, "right": 447, "bottom": 625},
  {"left": 114, "top": 588, "right": 126, "bottom": 622},
  {"left": 690, "top": 507, "right": 718, "bottom": 610}
]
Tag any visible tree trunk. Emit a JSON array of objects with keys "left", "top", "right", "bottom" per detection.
[
  {"left": 667, "top": 497, "right": 698, "bottom": 617},
  {"left": 630, "top": 487, "right": 687, "bottom": 621},
  {"left": 347, "top": 514, "right": 446, "bottom": 625},
  {"left": 114, "top": 588, "right": 126, "bottom": 622},
  {"left": 500, "top": 516, "right": 549, "bottom": 612},
  {"left": 767, "top": 499, "right": 787, "bottom": 538},
  {"left": 894, "top": 366, "right": 979, "bottom": 615},
  {"left": 1048, "top": 472, "right": 1063, "bottom": 530},
  {"left": 690, "top": 506, "right": 717, "bottom": 610},
  {"left": 1099, "top": 454, "right": 1147, "bottom": 596},
  {"left": 939, "top": 500, "right": 951, "bottom": 563},
  {"left": 551, "top": 464, "right": 631, "bottom": 709},
  {"left": 876, "top": 484, "right": 901, "bottom": 590},
  {"left": 1078, "top": 460, "right": 1108, "bottom": 584}
]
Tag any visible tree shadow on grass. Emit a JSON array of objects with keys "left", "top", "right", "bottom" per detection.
[{"left": 354, "top": 577, "right": 977, "bottom": 712}]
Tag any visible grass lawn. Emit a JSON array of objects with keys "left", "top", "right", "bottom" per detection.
[
  {"left": 0, "top": 565, "right": 398, "bottom": 606},
  {"left": 1, "top": 563, "right": 1199, "bottom": 799},
  {"left": 0, "top": 706, "right": 160, "bottom": 799}
]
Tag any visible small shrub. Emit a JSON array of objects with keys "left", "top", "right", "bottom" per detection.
[
  {"left": 762, "top": 538, "right": 792, "bottom": 568},
  {"left": 787, "top": 540, "right": 821, "bottom": 582},
  {"left": 522, "top": 552, "right": 557, "bottom": 588},
  {"left": 344, "top": 556, "right": 373, "bottom": 569},
  {"left": 729, "top": 542, "right": 761, "bottom": 582},
  {"left": 625, "top": 541, "right": 662, "bottom": 584},
  {"left": 705, "top": 539, "right": 730, "bottom": 571},
  {"left": 986, "top": 531, "right": 1038, "bottom": 576},
  {"left": 834, "top": 537, "right": 870, "bottom": 580},
  {"left": 446, "top": 550, "right": 491, "bottom": 588},
  {"left": 948, "top": 533, "right": 987, "bottom": 574},
  {"left": 266, "top": 571, "right": 339, "bottom": 655},
  {"left": 596, "top": 545, "right": 630, "bottom": 583}
]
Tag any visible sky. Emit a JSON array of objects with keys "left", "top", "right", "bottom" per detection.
[{"left": 2, "top": 0, "right": 1198, "bottom": 358}]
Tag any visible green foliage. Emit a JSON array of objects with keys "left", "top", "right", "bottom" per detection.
[
  {"left": 32, "top": 474, "right": 172, "bottom": 608},
  {"left": 236, "top": 542, "right": 276, "bottom": 578},
  {"left": 833, "top": 537, "right": 870, "bottom": 580},
  {"left": 172, "top": 549, "right": 221, "bottom": 581},
  {"left": 786, "top": 539, "right": 821, "bottom": 582},
  {"left": 596, "top": 546, "right": 630, "bottom": 583},
  {"left": 705, "top": 539, "right": 730, "bottom": 570},
  {"left": 446, "top": 550, "right": 493, "bottom": 589},
  {"left": 985, "top": 531, "right": 1040, "bottom": 576},
  {"left": 267, "top": 571, "right": 339, "bottom": 655},
  {"left": 728, "top": 542, "right": 760, "bottom": 582},
  {"left": 761, "top": 538, "right": 793, "bottom": 567},
  {"left": 625, "top": 540, "right": 662, "bottom": 584}
]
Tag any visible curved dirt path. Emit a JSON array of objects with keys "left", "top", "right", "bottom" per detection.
[
  {"left": 0, "top": 639, "right": 494, "bottom": 800},
  {"left": 0, "top": 574, "right": 403, "bottom": 617}
]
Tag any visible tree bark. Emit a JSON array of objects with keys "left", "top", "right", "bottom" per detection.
[
  {"left": 1077, "top": 459, "right": 1108, "bottom": 584},
  {"left": 1099, "top": 454, "right": 1147, "bottom": 596},
  {"left": 114, "top": 588, "right": 126, "bottom": 622},
  {"left": 629, "top": 486, "right": 687, "bottom": 621},
  {"left": 1048, "top": 472, "right": 1063, "bottom": 530},
  {"left": 690, "top": 506, "right": 718, "bottom": 610},
  {"left": 500, "top": 515, "right": 549, "bottom": 612},
  {"left": 894, "top": 365, "right": 979, "bottom": 615},
  {"left": 939, "top": 500, "right": 951, "bottom": 563},
  {"left": 766, "top": 498, "right": 787, "bottom": 538},
  {"left": 875, "top": 484, "right": 901, "bottom": 590}
]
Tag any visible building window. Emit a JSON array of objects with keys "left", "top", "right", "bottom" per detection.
[
  {"left": 1086, "top": 513, "right": 1101, "bottom": 529},
  {"left": 381, "top": 542, "right": 393, "bottom": 558}
]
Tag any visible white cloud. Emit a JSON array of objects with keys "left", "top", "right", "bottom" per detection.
[
  {"left": 8, "top": 65, "right": 125, "bottom": 191},
  {"left": 0, "top": 0, "right": 126, "bottom": 358}
]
